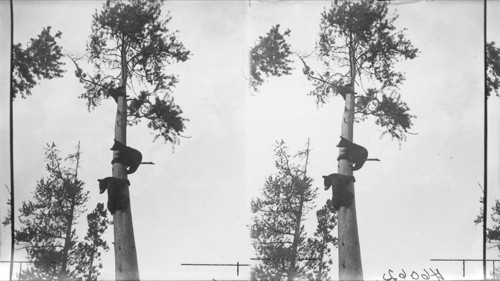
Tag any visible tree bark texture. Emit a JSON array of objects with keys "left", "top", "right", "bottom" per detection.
[
  {"left": 113, "top": 44, "right": 140, "bottom": 280},
  {"left": 337, "top": 43, "right": 363, "bottom": 281}
]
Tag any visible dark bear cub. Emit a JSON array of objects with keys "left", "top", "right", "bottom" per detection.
[
  {"left": 337, "top": 136, "right": 368, "bottom": 171},
  {"left": 98, "top": 177, "right": 131, "bottom": 215},
  {"left": 108, "top": 85, "right": 126, "bottom": 103},
  {"left": 322, "top": 173, "right": 355, "bottom": 211},
  {"left": 110, "top": 140, "right": 143, "bottom": 174},
  {"left": 336, "top": 83, "right": 354, "bottom": 100}
]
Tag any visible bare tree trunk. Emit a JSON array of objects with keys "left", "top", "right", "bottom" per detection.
[
  {"left": 288, "top": 193, "right": 304, "bottom": 281},
  {"left": 287, "top": 140, "right": 310, "bottom": 281},
  {"left": 61, "top": 142, "right": 80, "bottom": 277},
  {"left": 316, "top": 231, "right": 326, "bottom": 281},
  {"left": 113, "top": 39, "right": 140, "bottom": 280},
  {"left": 61, "top": 198, "right": 75, "bottom": 277},
  {"left": 337, "top": 40, "right": 363, "bottom": 281}
]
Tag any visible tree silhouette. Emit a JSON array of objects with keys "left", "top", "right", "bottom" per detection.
[
  {"left": 251, "top": 140, "right": 335, "bottom": 281},
  {"left": 12, "top": 26, "right": 64, "bottom": 100},
  {"left": 72, "top": 0, "right": 190, "bottom": 144},
  {"left": 74, "top": 203, "right": 110, "bottom": 281},
  {"left": 250, "top": 25, "right": 292, "bottom": 91},
  {"left": 475, "top": 198, "right": 500, "bottom": 279},
  {"left": 3, "top": 143, "right": 109, "bottom": 280},
  {"left": 304, "top": 201, "right": 338, "bottom": 281},
  {"left": 486, "top": 41, "right": 500, "bottom": 98},
  {"left": 302, "top": 0, "right": 418, "bottom": 141},
  {"left": 71, "top": 1, "right": 191, "bottom": 278}
]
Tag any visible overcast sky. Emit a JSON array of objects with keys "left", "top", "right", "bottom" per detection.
[{"left": 0, "top": 0, "right": 499, "bottom": 280}]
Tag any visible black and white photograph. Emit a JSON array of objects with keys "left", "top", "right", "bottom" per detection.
[{"left": 0, "top": 0, "right": 499, "bottom": 280}]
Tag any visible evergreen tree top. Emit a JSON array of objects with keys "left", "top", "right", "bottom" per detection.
[
  {"left": 12, "top": 26, "right": 65, "bottom": 100},
  {"left": 73, "top": 0, "right": 191, "bottom": 144}
]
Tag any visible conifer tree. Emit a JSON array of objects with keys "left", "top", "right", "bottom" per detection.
[
  {"left": 71, "top": 1, "right": 190, "bottom": 278},
  {"left": 251, "top": 2, "right": 418, "bottom": 279},
  {"left": 3, "top": 143, "right": 109, "bottom": 280},
  {"left": 475, "top": 199, "right": 500, "bottom": 279},
  {"left": 12, "top": 26, "right": 65, "bottom": 100},
  {"left": 74, "top": 203, "right": 110, "bottom": 281},
  {"left": 9, "top": 24, "right": 65, "bottom": 280},
  {"left": 250, "top": 24, "right": 292, "bottom": 91},
  {"left": 304, "top": 201, "right": 338, "bottom": 281},
  {"left": 251, "top": 140, "right": 333, "bottom": 281},
  {"left": 475, "top": 40, "right": 500, "bottom": 278},
  {"left": 486, "top": 41, "right": 500, "bottom": 97}
]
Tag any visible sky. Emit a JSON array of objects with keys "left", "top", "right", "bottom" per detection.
[{"left": 0, "top": 0, "right": 499, "bottom": 280}]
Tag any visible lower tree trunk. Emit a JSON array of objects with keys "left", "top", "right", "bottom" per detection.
[
  {"left": 317, "top": 250, "right": 324, "bottom": 281},
  {"left": 337, "top": 74, "right": 363, "bottom": 279},
  {"left": 113, "top": 48, "right": 140, "bottom": 280},
  {"left": 113, "top": 89, "right": 140, "bottom": 280},
  {"left": 288, "top": 186, "right": 304, "bottom": 281},
  {"left": 61, "top": 195, "right": 76, "bottom": 278}
]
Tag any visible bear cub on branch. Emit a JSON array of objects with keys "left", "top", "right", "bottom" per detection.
[
  {"left": 110, "top": 140, "right": 142, "bottom": 174},
  {"left": 98, "top": 177, "right": 131, "bottom": 214},
  {"left": 323, "top": 173, "right": 355, "bottom": 211},
  {"left": 336, "top": 83, "right": 354, "bottom": 100},
  {"left": 337, "top": 136, "right": 368, "bottom": 171},
  {"left": 107, "top": 85, "right": 126, "bottom": 103}
]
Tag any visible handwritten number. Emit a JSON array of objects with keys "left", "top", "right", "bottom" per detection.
[
  {"left": 421, "top": 269, "right": 430, "bottom": 280},
  {"left": 383, "top": 269, "right": 398, "bottom": 281},
  {"left": 399, "top": 269, "right": 407, "bottom": 279},
  {"left": 429, "top": 268, "right": 445, "bottom": 281},
  {"left": 384, "top": 268, "right": 444, "bottom": 280}
]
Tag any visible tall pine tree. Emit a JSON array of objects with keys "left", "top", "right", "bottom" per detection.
[
  {"left": 251, "top": 2, "right": 418, "bottom": 279},
  {"left": 71, "top": 1, "right": 190, "bottom": 278}
]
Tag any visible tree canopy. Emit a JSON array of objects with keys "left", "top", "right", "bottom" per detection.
[
  {"left": 12, "top": 26, "right": 65, "bottom": 100},
  {"left": 74, "top": 0, "right": 191, "bottom": 144},
  {"left": 306, "top": 0, "right": 419, "bottom": 141},
  {"left": 486, "top": 41, "right": 500, "bottom": 97},
  {"left": 251, "top": 1, "right": 419, "bottom": 142},
  {"left": 250, "top": 25, "right": 293, "bottom": 91}
]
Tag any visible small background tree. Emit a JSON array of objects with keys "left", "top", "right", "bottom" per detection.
[
  {"left": 74, "top": 203, "right": 110, "bottom": 281},
  {"left": 2, "top": 143, "right": 109, "bottom": 280},
  {"left": 304, "top": 201, "right": 337, "bottom": 281},
  {"left": 475, "top": 199, "right": 500, "bottom": 279},
  {"left": 251, "top": 140, "right": 336, "bottom": 281}
]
